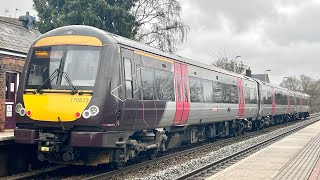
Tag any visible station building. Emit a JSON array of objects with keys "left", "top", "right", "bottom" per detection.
[{"left": 0, "top": 15, "right": 41, "bottom": 131}]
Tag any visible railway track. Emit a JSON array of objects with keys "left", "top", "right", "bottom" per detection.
[
  {"left": 82, "top": 114, "right": 320, "bottom": 180},
  {"left": 2, "top": 165, "right": 67, "bottom": 180},
  {"left": 3, "top": 114, "right": 319, "bottom": 180},
  {"left": 174, "top": 115, "right": 320, "bottom": 180}
]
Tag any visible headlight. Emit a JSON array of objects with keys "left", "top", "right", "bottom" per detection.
[
  {"left": 19, "top": 108, "right": 26, "bottom": 116},
  {"left": 15, "top": 103, "right": 23, "bottom": 113},
  {"left": 89, "top": 105, "right": 99, "bottom": 116},
  {"left": 82, "top": 110, "right": 91, "bottom": 119}
]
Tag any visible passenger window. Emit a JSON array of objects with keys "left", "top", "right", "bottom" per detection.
[
  {"left": 244, "top": 87, "right": 250, "bottom": 104},
  {"left": 231, "top": 85, "right": 238, "bottom": 103},
  {"left": 250, "top": 88, "right": 257, "bottom": 104},
  {"left": 202, "top": 79, "right": 213, "bottom": 103},
  {"left": 141, "top": 67, "right": 155, "bottom": 100},
  {"left": 290, "top": 96, "right": 294, "bottom": 105},
  {"left": 222, "top": 83, "right": 231, "bottom": 103},
  {"left": 124, "top": 58, "right": 132, "bottom": 81},
  {"left": 267, "top": 91, "right": 272, "bottom": 104},
  {"left": 189, "top": 76, "right": 203, "bottom": 102},
  {"left": 213, "top": 82, "right": 223, "bottom": 103},
  {"left": 155, "top": 69, "right": 175, "bottom": 101},
  {"left": 125, "top": 81, "right": 133, "bottom": 99},
  {"left": 184, "top": 76, "right": 189, "bottom": 102},
  {"left": 124, "top": 58, "right": 133, "bottom": 99}
]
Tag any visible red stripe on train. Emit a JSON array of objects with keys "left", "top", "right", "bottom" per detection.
[
  {"left": 173, "top": 63, "right": 183, "bottom": 125},
  {"left": 180, "top": 64, "right": 190, "bottom": 125},
  {"left": 237, "top": 79, "right": 245, "bottom": 118}
]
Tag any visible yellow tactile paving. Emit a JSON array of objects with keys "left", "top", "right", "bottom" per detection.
[{"left": 206, "top": 121, "right": 320, "bottom": 180}]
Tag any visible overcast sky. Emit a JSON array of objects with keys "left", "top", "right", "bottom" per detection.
[{"left": 2, "top": 0, "right": 319, "bottom": 85}]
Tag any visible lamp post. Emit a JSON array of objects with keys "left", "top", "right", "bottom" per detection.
[{"left": 265, "top": 70, "right": 271, "bottom": 82}]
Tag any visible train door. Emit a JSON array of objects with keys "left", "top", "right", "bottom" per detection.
[
  {"left": 287, "top": 94, "right": 290, "bottom": 113},
  {"left": 271, "top": 87, "right": 276, "bottom": 115},
  {"left": 5, "top": 72, "right": 18, "bottom": 129},
  {"left": 173, "top": 63, "right": 190, "bottom": 125},
  {"left": 237, "top": 79, "right": 245, "bottom": 118},
  {"left": 120, "top": 48, "right": 136, "bottom": 130},
  {"left": 299, "top": 97, "right": 302, "bottom": 112}
]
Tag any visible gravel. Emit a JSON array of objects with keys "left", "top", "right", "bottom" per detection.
[{"left": 133, "top": 119, "right": 318, "bottom": 180}]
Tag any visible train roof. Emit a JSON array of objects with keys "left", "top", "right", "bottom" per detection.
[
  {"left": 38, "top": 25, "right": 257, "bottom": 81},
  {"left": 35, "top": 25, "right": 310, "bottom": 97},
  {"left": 108, "top": 31, "right": 255, "bottom": 80}
]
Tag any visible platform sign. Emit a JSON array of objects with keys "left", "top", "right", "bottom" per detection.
[{"left": 6, "top": 105, "right": 12, "bottom": 117}]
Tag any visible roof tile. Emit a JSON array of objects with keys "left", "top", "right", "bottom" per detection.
[{"left": 0, "top": 16, "right": 41, "bottom": 54}]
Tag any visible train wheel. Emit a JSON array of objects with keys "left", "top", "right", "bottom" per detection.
[
  {"left": 303, "top": 113, "right": 307, "bottom": 119},
  {"left": 159, "top": 140, "right": 167, "bottom": 152},
  {"left": 111, "top": 161, "right": 125, "bottom": 170},
  {"left": 147, "top": 149, "right": 158, "bottom": 160}
]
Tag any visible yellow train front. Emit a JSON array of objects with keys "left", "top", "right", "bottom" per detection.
[{"left": 14, "top": 25, "right": 130, "bottom": 165}]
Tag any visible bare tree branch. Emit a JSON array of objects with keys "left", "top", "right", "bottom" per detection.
[
  {"left": 131, "top": 0, "right": 189, "bottom": 52},
  {"left": 280, "top": 75, "right": 320, "bottom": 113},
  {"left": 211, "top": 56, "right": 249, "bottom": 74}
]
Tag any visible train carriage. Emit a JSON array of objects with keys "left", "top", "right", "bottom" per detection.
[
  {"left": 14, "top": 25, "right": 310, "bottom": 166},
  {"left": 294, "top": 92, "right": 310, "bottom": 118}
]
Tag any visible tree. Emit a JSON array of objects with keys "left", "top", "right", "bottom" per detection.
[
  {"left": 211, "top": 57, "right": 249, "bottom": 74},
  {"left": 279, "top": 76, "right": 302, "bottom": 92},
  {"left": 33, "top": 0, "right": 138, "bottom": 38},
  {"left": 131, "top": 0, "right": 189, "bottom": 52},
  {"left": 33, "top": 0, "right": 188, "bottom": 52},
  {"left": 280, "top": 75, "right": 320, "bottom": 113}
]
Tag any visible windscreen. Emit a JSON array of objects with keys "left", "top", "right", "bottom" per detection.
[
  {"left": 26, "top": 46, "right": 63, "bottom": 89},
  {"left": 61, "top": 46, "right": 100, "bottom": 87},
  {"left": 26, "top": 45, "right": 101, "bottom": 90}
]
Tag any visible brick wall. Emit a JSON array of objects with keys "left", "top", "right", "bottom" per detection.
[{"left": 0, "top": 54, "right": 25, "bottom": 131}]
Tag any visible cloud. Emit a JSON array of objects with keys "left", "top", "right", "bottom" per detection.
[
  {"left": 178, "top": 0, "right": 320, "bottom": 85},
  {"left": 182, "top": 0, "right": 277, "bottom": 32},
  {"left": 265, "top": 2, "right": 320, "bottom": 45}
]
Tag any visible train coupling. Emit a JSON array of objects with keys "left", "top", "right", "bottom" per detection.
[{"left": 38, "top": 133, "right": 61, "bottom": 152}]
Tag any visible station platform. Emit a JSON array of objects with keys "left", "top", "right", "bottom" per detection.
[
  {"left": 206, "top": 121, "right": 320, "bottom": 180},
  {"left": 0, "top": 131, "right": 14, "bottom": 144}
]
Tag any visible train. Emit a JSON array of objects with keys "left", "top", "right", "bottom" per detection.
[{"left": 14, "top": 25, "right": 310, "bottom": 167}]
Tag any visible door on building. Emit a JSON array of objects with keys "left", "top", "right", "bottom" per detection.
[{"left": 5, "top": 72, "right": 18, "bottom": 129}]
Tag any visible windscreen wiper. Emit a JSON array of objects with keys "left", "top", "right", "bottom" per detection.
[
  {"left": 61, "top": 71, "right": 78, "bottom": 95},
  {"left": 34, "top": 69, "right": 60, "bottom": 94}
]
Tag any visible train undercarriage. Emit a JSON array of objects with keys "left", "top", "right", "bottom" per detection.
[{"left": 34, "top": 112, "right": 309, "bottom": 167}]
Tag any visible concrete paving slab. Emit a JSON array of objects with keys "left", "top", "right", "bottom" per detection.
[
  {"left": 206, "top": 120, "right": 320, "bottom": 180},
  {"left": 0, "top": 131, "right": 14, "bottom": 142}
]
